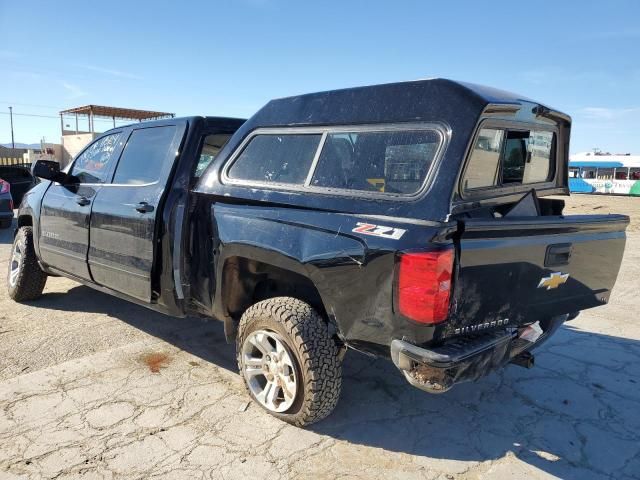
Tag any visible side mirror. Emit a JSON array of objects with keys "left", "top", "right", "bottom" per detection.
[{"left": 32, "top": 160, "right": 66, "bottom": 183}]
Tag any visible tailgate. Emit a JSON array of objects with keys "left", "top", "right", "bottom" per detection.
[{"left": 447, "top": 214, "right": 629, "bottom": 336}]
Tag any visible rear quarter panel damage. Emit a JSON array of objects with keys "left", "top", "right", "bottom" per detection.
[{"left": 210, "top": 203, "right": 449, "bottom": 351}]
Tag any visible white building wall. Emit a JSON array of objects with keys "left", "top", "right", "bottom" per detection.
[{"left": 61, "top": 133, "right": 98, "bottom": 167}]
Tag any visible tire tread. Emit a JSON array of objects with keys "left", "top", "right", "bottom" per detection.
[
  {"left": 8, "top": 226, "right": 47, "bottom": 301},
  {"left": 237, "top": 296, "right": 342, "bottom": 426}
]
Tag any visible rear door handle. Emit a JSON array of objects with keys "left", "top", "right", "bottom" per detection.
[
  {"left": 135, "top": 202, "right": 154, "bottom": 213},
  {"left": 545, "top": 243, "right": 572, "bottom": 267},
  {"left": 76, "top": 196, "right": 90, "bottom": 206}
]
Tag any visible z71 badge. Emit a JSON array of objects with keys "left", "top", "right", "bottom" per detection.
[{"left": 352, "top": 222, "right": 406, "bottom": 240}]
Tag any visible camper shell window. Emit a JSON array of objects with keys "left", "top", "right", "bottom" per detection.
[
  {"left": 222, "top": 124, "right": 445, "bottom": 198},
  {"left": 461, "top": 125, "right": 556, "bottom": 196}
]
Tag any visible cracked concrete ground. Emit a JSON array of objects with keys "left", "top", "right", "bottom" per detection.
[{"left": 1, "top": 194, "right": 639, "bottom": 480}]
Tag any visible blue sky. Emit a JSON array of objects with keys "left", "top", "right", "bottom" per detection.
[{"left": 1, "top": 0, "right": 639, "bottom": 153}]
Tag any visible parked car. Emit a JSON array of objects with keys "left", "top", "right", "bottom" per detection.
[
  {"left": 9, "top": 79, "right": 628, "bottom": 426},
  {"left": 0, "top": 165, "right": 36, "bottom": 206},
  {"left": 0, "top": 178, "right": 13, "bottom": 228}
]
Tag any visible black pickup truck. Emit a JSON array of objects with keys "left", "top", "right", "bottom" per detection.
[{"left": 8, "top": 79, "right": 628, "bottom": 426}]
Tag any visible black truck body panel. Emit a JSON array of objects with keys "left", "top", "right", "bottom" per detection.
[
  {"left": 206, "top": 203, "right": 453, "bottom": 350},
  {"left": 450, "top": 214, "right": 628, "bottom": 337},
  {"left": 18, "top": 78, "right": 628, "bottom": 394}
]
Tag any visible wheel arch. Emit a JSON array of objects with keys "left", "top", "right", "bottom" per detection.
[
  {"left": 216, "top": 251, "right": 334, "bottom": 343},
  {"left": 17, "top": 214, "right": 33, "bottom": 229}
]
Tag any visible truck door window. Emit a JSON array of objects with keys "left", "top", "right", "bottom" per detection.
[
  {"left": 195, "top": 133, "right": 232, "bottom": 178},
  {"left": 310, "top": 129, "right": 441, "bottom": 194},
  {"left": 227, "top": 134, "right": 321, "bottom": 185},
  {"left": 112, "top": 126, "right": 178, "bottom": 185},
  {"left": 69, "top": 133, "right": 122, "bottom": 184}
]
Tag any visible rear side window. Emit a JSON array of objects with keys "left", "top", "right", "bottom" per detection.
[
  {"left": 113, "top": 126, "right": 177, "bottom": 185},
  {"left": 227, "top": 134, "right": 321, "bottom": 185},
  {"left": 311, "top": 130, "right": 441, "bottom": 194},
  {"left": 463, "top": 127, "right": 555, "bottom": 192}
]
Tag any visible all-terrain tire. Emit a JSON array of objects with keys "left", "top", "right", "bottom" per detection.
[
  {"left": 8, "top": 226, "right": 47, "bottom": 301},
  {"left": 237, "top": 297, "right": 342, "bottom": 426}
]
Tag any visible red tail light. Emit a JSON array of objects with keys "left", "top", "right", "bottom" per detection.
[
  {"left": 397, "top": 248, "right": 454, "bottom": 324},
  {"left": 0, "top": 179, "right": 9, "bottom": 194}
]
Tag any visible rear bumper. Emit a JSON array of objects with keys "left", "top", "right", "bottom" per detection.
[{"left": 390, "top": 315, "right": 567, "bottom": 393}]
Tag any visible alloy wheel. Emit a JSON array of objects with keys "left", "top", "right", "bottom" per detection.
[{"left": 241, "top": 330, "right": 298, "bottom": 412}]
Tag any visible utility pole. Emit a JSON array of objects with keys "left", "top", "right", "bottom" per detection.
[{"left": 9, "top": 106, "right": 15, "bottom": 149}]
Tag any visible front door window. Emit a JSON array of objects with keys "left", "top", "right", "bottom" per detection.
[{"left": 70, "top": 133, "right": 122, "bottom": 184}]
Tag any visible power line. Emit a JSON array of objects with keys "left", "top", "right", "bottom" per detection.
[
  {"left": 0, "top": 101, "right": 62, "bottom": 110},
  {"left": 0, "top": 111, "right": 132, "bottom": 123},
  {"left": 0, "top": 111, "right": 58, "bottom": 119}
]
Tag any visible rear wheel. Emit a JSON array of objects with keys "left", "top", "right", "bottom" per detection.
[
  {"left": 8, "top": 227, "right": 47, "bottom": 301},
  {"left": 237, "top": 297, "right": 342, "bottom": 426}
]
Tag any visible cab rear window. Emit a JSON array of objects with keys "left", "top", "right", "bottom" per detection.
[{"left": 462, "top": 127, "right": 555, "bottom": 192}]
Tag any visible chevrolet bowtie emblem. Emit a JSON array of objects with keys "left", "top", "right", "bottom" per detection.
[{"left": 538, "top": 272, "right": 570, "bottom": 290}]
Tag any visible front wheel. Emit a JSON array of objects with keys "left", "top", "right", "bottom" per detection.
[
  {"left": 8, "top": 226, "right": 47, "bottom": 301},
  {"left": 237, "top": 297, "right": 342, "bottom": 426}
]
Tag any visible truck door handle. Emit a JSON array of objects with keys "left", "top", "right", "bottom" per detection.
[
  {"left": 76, "top": 196, "right": 90, "bottom": 206},
  {"left": 545, "top": 243, "right": 572, "bottom": 267},
  {"left": 135, "top": 202, "right": 154, "bottom": 213}
]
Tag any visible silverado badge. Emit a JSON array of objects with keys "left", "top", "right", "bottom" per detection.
[{"left": 538, "top": 272, "right": 570, "bottom": 290}]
